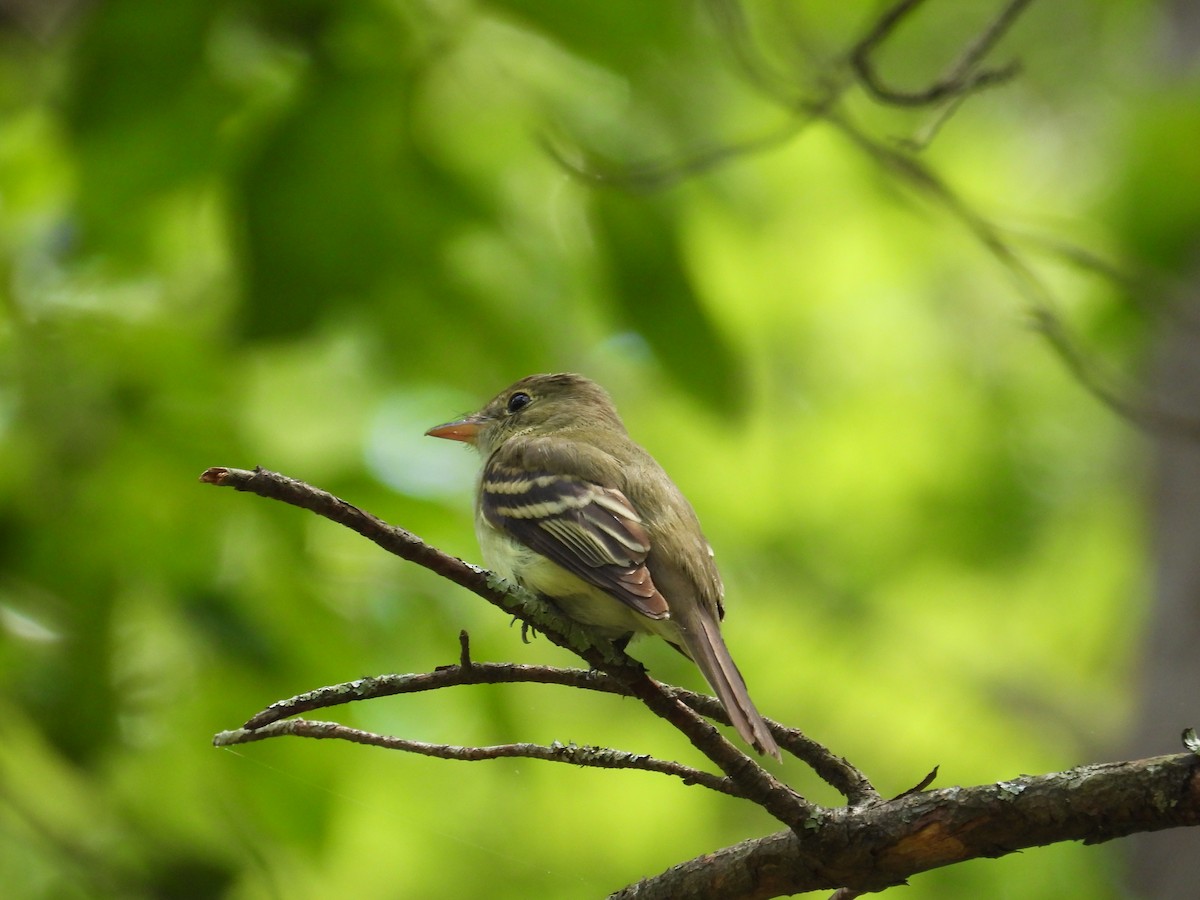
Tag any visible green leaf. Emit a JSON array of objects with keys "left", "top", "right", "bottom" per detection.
[{"left": 591, "top": 189, "right": 744, "bottom": 414}]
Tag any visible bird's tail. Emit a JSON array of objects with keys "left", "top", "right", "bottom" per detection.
[{"left": 672, "top": 606, "right": 782, "bottom": 761}]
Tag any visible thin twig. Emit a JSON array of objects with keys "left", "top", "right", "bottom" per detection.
[
  {"left": 539, "top": 118, "right": 814, "bottom": 194},
  {"left": 818, "top": 110, "right": 1200, "bottom": 443},
  {"left": 665, "top": 687, "right": 880, "bottom": 805},
  {"left": 702, "top": 0, "right": 813, "bottom": 104},
  {"left": 458, "top": 629, "right": 472, "bottom": 668},
  {"left": 1006, "top": 226, "right": 1200, "bottom": 332},
  {"left": 851, "top": 0, "right": 1033, "bottom": 107},
  {"left": 214, "top": 720, "right": 742, "bottom": 796},
  {"left": 545, "top": 0, "right": 1155, "bottom": 438},
  {"left": 892, "top": 765, "right": 940, "bottom": 801},
  {"left": 222, "top": 646, "right": 878, "bottom": 805},
  {"left": 239, "top": 661, "right": 630, "bottom": 731}
]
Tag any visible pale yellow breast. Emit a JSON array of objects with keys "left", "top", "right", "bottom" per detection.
[{"left": 476, "top": 517, "right": 677, "bottom": 642}]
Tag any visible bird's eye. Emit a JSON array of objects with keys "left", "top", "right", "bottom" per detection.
[{"left": 506, "top": 392, "right": 532, "bottom": 414}]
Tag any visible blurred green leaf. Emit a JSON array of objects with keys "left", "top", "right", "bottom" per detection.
[
  {"left": 64, "top": 0, "right": 231, "bottom": 263},
  {"left": 592, "top": 189, "right": 745, "bottom": 413}
]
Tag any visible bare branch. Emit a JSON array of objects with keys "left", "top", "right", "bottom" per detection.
[
  {"left": 236, "top": 660, "right": 626, "bottom": 731},
  {"left": 541, "top": 0, "right": 1197, "bottom": 445},
  {"left": 200, "top": 466, "right": 818, "bottom": 826},
  {"left": 539, "top": 119, "right": 815, "bottom": 194},
  {"left": 701, "top": 0, "right": 821, "bottom": 106},
  {"left": 851, "top": 0, "right": 1033, "bottom": 107},
  {"left": 214, "top": 719, "right": 741, "bottom": 796},
  {"left": 892, "top": 765, "right": 940, "bottom": 800},
  {"left": 815, "top": 113, "right": 1200, "bottom": 442},
  {"left": 202, "top": 467, "right": 1200, "bottom": 895},
  {"left": 215, "top": 635, "right": 877, "bottom": 804},
  {"left": 458, "top": 629, "right": 472, "bottom": 667},
  {"left": 664, "top": 686, "right": 879, "bottom": 805},
  {"left": 612, "top": 752, "right": 1200, "bottom": 898}
]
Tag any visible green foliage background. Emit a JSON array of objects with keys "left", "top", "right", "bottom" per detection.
[{"left": 0, "top": 1, "right": 1193, "bottom": 897}]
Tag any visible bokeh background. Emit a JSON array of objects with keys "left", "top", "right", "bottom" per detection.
[{"left": 1, "top": 1, "right": 1197, "bottom": 897}]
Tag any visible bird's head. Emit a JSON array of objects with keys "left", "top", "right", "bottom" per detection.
[{"left": 425, "top": 373, "right": 627, "bottom": 457}]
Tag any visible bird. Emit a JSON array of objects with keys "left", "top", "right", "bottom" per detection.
[{"left": 426, "top": 372, "right": 781, "bottom": 760}]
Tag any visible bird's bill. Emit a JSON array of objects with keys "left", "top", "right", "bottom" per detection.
[{"left": 425, "top": 416, "right": 484, "bottom": 444}]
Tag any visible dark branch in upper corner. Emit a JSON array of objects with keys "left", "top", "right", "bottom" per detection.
[
  {"left": 530, "top": 0, "right": 1200, "bottom": 442},
  {"left": 199, "top": 466, "right": 853, "bottom": 827},
  {"left": 850, "top": 0, "right": 1034, "bottom": 107},
  {"left": 539, "top": 0, "right": 1033, "bottom": 190}
]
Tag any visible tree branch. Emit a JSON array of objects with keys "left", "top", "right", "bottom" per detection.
[
  {"left": 613, "top": 752, "right": 1200, "bottom": 899},
  {"left": 543, "top": 0, "right": 1200, "bottom": 444},
  {"left": 203, "top": 466, "right": 1200, "bottom": 896},
  {"left": 199, "top": 466, "right": 841, "bottom": 828},
  {"left": 214, "top": 718, "right": 742, "bottom": 796},
  {"left": 216, "top": 625, "right": 877, "bottom": 806},
  {"left": 850, "top": 0, "right": 1033, "bottom": 107}
]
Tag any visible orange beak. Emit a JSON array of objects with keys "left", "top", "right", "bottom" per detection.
[{"left": 425, "top": 415, "right": 484, "bottom": 444}]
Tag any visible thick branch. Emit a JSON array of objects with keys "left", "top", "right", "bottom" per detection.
[{"left": 613, "top": 753, "right": 1200, "bottom": 899}]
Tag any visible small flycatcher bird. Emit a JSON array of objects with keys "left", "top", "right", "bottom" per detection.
[{"left": 426, "top": 373, "right": 781, "bottom": 760}]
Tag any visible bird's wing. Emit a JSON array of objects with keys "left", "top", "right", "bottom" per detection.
[{"left": 480, "top": 459, "right": 669, "bottom": 620}]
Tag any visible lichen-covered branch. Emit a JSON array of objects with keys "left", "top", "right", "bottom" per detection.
[
  {"left": 213, "top": 718, "right": 741, "bottom": 796},
  {"left": 614, "top": 752, "right": 1200, "bottom": 899}
]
